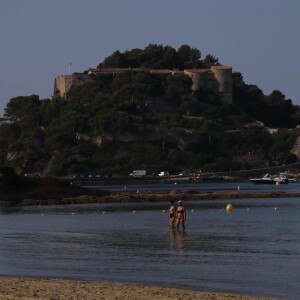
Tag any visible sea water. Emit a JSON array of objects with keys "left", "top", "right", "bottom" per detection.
[
  {"left": 0, "top": 198, "right": 299, "bottom": 298},
  {"left": 84, "top": 181, "right": 300, "bottom": 193}
]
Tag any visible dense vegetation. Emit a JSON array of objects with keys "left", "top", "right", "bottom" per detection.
[
  {"left": 0, "top": 44, "right": 299, "bottom": 176},
  {"left": 99, "top": 44, "right": 220, "bottom": 69}
]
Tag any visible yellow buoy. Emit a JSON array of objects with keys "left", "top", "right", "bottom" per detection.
[
  {"left": 276, "top": 182, "right": 280, "bottom": 186},
  {"left": 237, "top": 185, "right": 240, "bottom": 191},
  {"left": 226, "top": 204, "right": 233, "bottom": 212}
]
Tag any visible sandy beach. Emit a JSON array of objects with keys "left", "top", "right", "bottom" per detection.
[{"left": 0, "top": 277, "right": 282, "bottom": 300}]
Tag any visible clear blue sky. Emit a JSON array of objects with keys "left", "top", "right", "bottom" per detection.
[{"left": 0, "top": 0, "right": 299, "bottom": 115}]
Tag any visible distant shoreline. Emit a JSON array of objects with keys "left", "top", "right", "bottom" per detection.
[{"left": 1, "top": 190, "right": 299, "bottom": 207}]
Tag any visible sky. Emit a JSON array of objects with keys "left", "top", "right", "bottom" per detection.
[{"left": 0, "top": 0, "right": 299, "bottom": 115}]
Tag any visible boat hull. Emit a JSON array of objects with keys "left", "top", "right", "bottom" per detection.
[{"left": 250, "top": 179, "right": 288, "bottom": 185}]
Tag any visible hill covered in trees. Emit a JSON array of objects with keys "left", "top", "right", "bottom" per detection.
[{"left": 0, "top": 44, "right": 299, "bottom": 176}]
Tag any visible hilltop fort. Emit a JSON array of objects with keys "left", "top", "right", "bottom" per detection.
[
  {"left": 54, "top": 65, "right": 233, "bottom": 103},
  {"left": 2, "top": 43, "right": 299, "bottom": 177}
]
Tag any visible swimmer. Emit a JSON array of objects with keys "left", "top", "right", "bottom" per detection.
[
  {"left": 176, "top": 200, "right": 186, "bottom": 229},
  {"left": 168, "top": 200, "right": 176, "bottom": 228}
]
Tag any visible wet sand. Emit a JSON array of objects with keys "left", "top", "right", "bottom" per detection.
[{"left": 0, "top": 277, "right": 282, "bottom": 300}]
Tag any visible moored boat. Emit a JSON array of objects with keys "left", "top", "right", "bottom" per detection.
[
  {"left": 288, "top": 178, "right": 299, "bottom": 183},
  {"left": 249, "top": 173, "right": 288, "bottom": 185},
  {"left": 278, "top": 173, "right": 299, "bottom": 183}
]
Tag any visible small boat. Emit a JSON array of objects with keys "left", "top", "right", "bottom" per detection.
[
  {"left": 278, "top": 173, "right": 299, "bottom": 183},
  {"left": 249, "top": 173, "right": 288, "bottom": 185},
  {"left": 288, "top": 178, "right": 299, "bottom": 183},
  {"left": 273, "top": 175, "right": 289, "bottom": 184}
]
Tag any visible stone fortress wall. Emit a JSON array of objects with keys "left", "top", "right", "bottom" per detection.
[
  {"left": 211, "top": 66, "right": 232, "bottom": 103},
  {"left": 54, "top": 75, "right": 92, "bottom": 99},
  {"left": 54, "top": 65, "right": 232, "bottom": 103}
]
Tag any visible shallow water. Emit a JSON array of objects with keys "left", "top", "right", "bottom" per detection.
[{"left": 0, "top": 198, "right": 299, "bottom": 298}]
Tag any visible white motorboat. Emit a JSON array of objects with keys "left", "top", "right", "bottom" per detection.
[{"left": 250, "top": 173, "right": 288, "bottom": 185}]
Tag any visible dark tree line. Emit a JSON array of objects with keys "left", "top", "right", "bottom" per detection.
[{"left": 99, "top": 44, "right": 220, "bottom": 70}]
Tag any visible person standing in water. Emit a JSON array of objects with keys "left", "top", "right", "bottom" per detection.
[
  {"left": 168, "top": 200, "right": 176, "bottom": 227},
  {"left": 176, "top": 200, "right": 186, "bottom": 229}
]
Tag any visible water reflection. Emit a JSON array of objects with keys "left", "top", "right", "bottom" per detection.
[{"left": 169, "top": 228, "right": 185, "bottom": 252}]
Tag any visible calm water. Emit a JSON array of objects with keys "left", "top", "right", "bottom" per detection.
[
  {"left": 84, "top": 181, "right": 300, "bottom": 193},
  {"left": 0, "top": 196, "right": 299, "bottom": 298}
]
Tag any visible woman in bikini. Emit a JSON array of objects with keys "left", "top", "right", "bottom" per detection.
[
  {"left": 168, "top": 200, "right": 176, "bottom": 227},
  {"left": 176, "top": 200, "right": 186, "bottom": 229}
]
